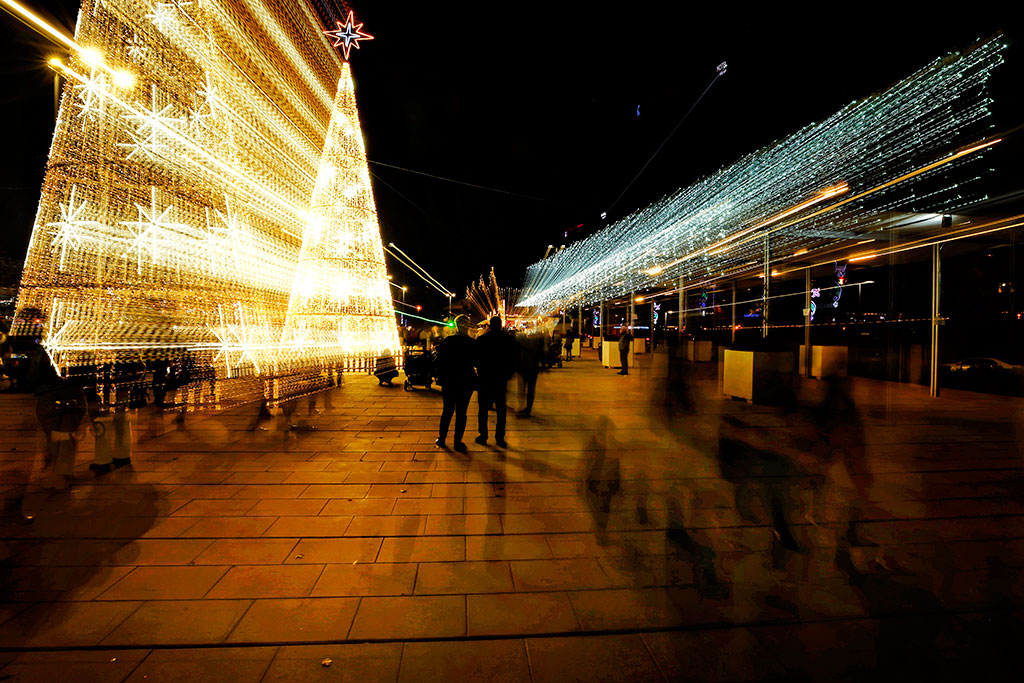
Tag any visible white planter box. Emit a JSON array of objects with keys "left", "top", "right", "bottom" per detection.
[
  {"left": 723, "top": 350, "right": 795, "bottom": 403},
  {"left": 601, "top": 338, "right": 636, "bottom": 369}
]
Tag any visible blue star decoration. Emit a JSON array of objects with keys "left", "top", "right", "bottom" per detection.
[{"left": 324, "top": 10, "right": 374, "bottom": 61}]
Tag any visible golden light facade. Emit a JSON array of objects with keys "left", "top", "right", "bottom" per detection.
[{"left": 14, "top": 0, "right": 400, "bottom": 398}]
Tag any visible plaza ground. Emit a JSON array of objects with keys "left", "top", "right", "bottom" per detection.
[{"left": 0, "top": 348, "right": 1022, "bottom": 681}]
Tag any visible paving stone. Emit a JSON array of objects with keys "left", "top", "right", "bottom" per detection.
[
  {"left": 0, "top": 601, "right": 143, "bottom": 647},
  {"left": 398, "top": 639, "right": 531, "bottom": 682},
  {"left": 468, "top": 592, "right": 580, "bottom": 636},
  {"left": 263, "top": 516, "right": 353, "bottom": 537},
  {"left": 285, "top": 537, "right": 382, "bottom": 564},
  {"left": 177, "top": 516, "right": 275, "bottom": 538},
  {"left": 466, "top": 534, "right": 553, "bottom": 560},
  {"left": 527, "top": 634, "right": 664, "bottom": 683},
  {"left": 320, "top": 497, "right": 397, "bottom": 515},
  {"left": 377, "top": 536, "right": 465, "bottom": 562},
  {"left": 311, "top": 563, "right": 417, "bottom": 597},
  {"left": 263, "top": 643, "right": 402, "bottom": 683},
  {"left": 415, "top": 560, "right": 514, "bottom": 595},
  {"left": 97, "top": 566, "right": 228, "bottom": 601},
  {"left": 103, "top": 599, "right": 251, "bottom": 645},
  {"left": 206, "top": 565, "right": 325, "bottom": 599},
  {"left": 125, "top": 646, "right": 277, "bottom": 683},
  {"left": 227, "top": 597, "right": 359, "bottom": 642},
  {"left": 192, "top": 538, "right": 298, "bottom": 565},
  {"left": 0, "top": 649, "right": 149, "bottom": 683},
  {"left": 348, "top": 595, "right": 465, "bottom": 639}
]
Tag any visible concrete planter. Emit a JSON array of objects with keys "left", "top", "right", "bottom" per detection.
[
  {"left": 722, "top": 349, "right": 795, "bottom": 403},
  {"left": 798, "top": 345, "right": 848, "bottom": 378},
  {"left": 601, "top": 338, "right": 637, "bottom": 369},
  {"left": 686, "top": 340, "right": 713, "bottom": 362}
]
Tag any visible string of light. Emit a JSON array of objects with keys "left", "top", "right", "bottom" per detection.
[{"left": 519, "top": 38, "right": 1006, "bottom": 313}]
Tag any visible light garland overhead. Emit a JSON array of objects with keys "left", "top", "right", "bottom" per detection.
[
  {"left": 13, "top": 0, "right": 399, "bottom": 399},
  {"left": 519, "top": 38, "right": 1006, "bottom": 312}
]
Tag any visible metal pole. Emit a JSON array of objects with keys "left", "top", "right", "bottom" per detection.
[
  {"left": 730, "top": 281, "right": 736, "bottom": 345},
  {"left": 630, "top": 294, "right": 635, "bottom": 329},
  {"left": 53, "top": 72, "right": 60, "bottom": 120},
  {"left": 677, "top": 275, "right": 684, "bottom": 339},
  {"left": 930, "top": 244, "right": 941, "bottom": 397},
  {"left": 599, "top": 300, "right": 604, "bottom": 339},
  {"left": 804, "top": 268, "right": 812, "bottom": 378}
]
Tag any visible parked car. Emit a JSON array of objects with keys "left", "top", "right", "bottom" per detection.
[{"left": 941, "top": 357, "right": 1024, "bottom": 395}]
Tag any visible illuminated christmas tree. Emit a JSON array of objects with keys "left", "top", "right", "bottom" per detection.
[
  {"left": 281, "top": 61, "right": 401, "bottom": 365},
  {"left": 12, "top": 1, "right": 398, "bottom": 402}
]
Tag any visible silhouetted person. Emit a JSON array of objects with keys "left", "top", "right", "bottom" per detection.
[
  {"left": 564, "top": 327, "right": 576, "bottom": 361},
  {"left": 436, "top": 316, "right": 476, "bottom": 452},
  {"left": 516, "top": 331, "right": 543, "bottom": 417},
  {"left": 474, "top": 316, "right": 518, "bottom": 448},
  {"left": 617, "top": 325, "right": 633, "bottom": 375}
]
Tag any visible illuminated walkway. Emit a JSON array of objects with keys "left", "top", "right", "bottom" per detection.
[{"left": 0, "top": 349, "right": 1022, "bottom": 680}]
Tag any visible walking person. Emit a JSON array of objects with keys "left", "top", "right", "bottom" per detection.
[
  {"left": 474, "top": 316, "right": 519, "bottom": 448},
  {"left": 517, "top": 330, "right": 543, "bottom": 417},
  {"left": 617, "top": 325, "right": 634, "bottom": 375},
  {"left": 435, "top": 316, "right": 476, "bottom": 452},
  {"left": 564, "top": 327, "right": 576, "bottom": 361}
]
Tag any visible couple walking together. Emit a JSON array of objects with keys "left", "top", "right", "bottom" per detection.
[{"left": 435, "top": 316, "right": 518, "bottom": 452}]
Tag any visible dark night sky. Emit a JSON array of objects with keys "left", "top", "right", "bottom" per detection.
[{"left": 2, "top": 2, "right": 1022, "bottom": 313}]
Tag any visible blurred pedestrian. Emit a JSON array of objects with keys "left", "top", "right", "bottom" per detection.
[
  {"left": 617, "top": 325, "right": 633, "bottom": 375},
  {"left": 30, "top": 345, "right": 86, "bottom": 490},
  {"left": 436, "top": 315, "right": 476, "bottom": 452},
  {"left": 474, "top": 316, "right": 518, "bottom": 448},
  {"left": 517, "top": 330, "right": 543, "bottom": 417}
]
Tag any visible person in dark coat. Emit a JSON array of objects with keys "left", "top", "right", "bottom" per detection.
[
  {"left": 564, "top": 327, "right": 576, "bottom": 361},
  {"left": 617, "top": 325, "right": 634, "bottom": 375},
  {"left": 474, "top": 316, "right": 519, "bottom": 447},
  {"left": 435, "top": 316, "right": 476, "bottom": 452}
]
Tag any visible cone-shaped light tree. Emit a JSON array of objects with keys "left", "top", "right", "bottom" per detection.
[{"left": 282, "top": 61, "right": 400, "bottom": 365}]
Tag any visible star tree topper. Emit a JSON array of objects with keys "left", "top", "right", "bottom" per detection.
[{"left": 324, "top": 10, "right": 373, "bottom": 60}]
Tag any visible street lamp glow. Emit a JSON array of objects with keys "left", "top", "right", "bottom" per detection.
[{"left": 80, "top": 48, "right": 102, "bottom": 67}]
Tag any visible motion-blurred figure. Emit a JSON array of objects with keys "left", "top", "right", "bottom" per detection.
[
  {"left": 516, "top": 330, "right": 543, "bottom": 417},
  {"left": 582, "top": 416, "right": 621, "bottom": 545},
  {"left": 30, "top": 344, "right": 86, "bottom": 491}
]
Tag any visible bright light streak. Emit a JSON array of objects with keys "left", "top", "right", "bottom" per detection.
[
  {"left": 519, "top": 37, "right": 1005, "bottom": 312},
  {"left": 14, "top": 1, "right": 400, "bottom": 400}
]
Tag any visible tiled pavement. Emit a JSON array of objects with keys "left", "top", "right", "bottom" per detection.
[{"left": 0, "top": 348, "right": 1022, "bottom": 681}]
